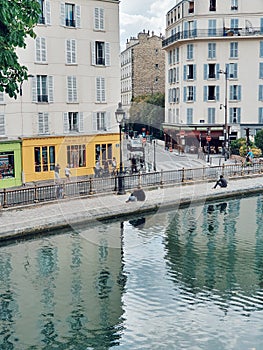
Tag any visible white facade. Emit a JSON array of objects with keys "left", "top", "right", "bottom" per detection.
[
  {"left": 0, "top": 0, "right": 121, "bottom": 139},
  {"left": 163, "top": 0, "right": 263, "bottom": 143}
]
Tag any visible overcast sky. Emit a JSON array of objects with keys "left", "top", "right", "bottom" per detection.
[{"left": 119, "top": 0, "right": 176, "bottom": 51}]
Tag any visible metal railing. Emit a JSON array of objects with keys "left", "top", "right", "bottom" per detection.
[{"left": 1, "top": 161, "right": 263, "bottom": 208}]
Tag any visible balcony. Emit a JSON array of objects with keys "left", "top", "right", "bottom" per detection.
[
  {"left": 65, "top": 18, "right": 76, "bottom": 27},
  {"left": 162, "top": 27, "right": 263, "bottom": 48},
  {"left": 38, "top": 95, "right": 48, "bottom": 103}
]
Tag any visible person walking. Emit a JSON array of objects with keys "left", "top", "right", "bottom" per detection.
[
  {"left": 54, "top": 163, "right": 60, "bottom": 182},
  {"left": 64, "top": 165, "right": 71, "bottom": 181},
  {"left": 213, "top": 175, "right": 227, "bottom": 189}
]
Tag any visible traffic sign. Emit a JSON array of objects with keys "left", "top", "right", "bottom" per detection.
[{"left": 206, "top": 136, "right": 211, "bottom": 142}]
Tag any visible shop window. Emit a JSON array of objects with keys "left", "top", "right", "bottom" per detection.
[
  {"left": 0, "top": 151, "right": 14, "bottom": 179},
  {"left": 67, "top": 145, "right": 86, "bottom": 168},
  {"left": 95, "top": 143, "right": 112, "bottom": 164},
  {"left": 34, "top": 146, "right": 55, "bottom": 172}
]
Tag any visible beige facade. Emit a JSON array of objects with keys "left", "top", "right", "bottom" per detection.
[
  {"left": 121, "top": 30, "right": 165, "bottom": 111},
  {"left": 163, "top": 0, "right": 263, "bottom": 151}
]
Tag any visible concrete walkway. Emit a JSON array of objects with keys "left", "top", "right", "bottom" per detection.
[{"left": 1, "top": 174, "right": 263, "bottom": 242}]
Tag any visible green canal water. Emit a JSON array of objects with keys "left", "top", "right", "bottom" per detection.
[{"left": 0, "top": 194, "right": 263, "bottom": 349}]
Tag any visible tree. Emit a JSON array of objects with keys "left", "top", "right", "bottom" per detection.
[
  {"left": 255, "top": 129, "right": 263, "bottom": 153},
  {"left": 128, "top": 93, "right": 165, "bottom": 138},
  {"left": 0, "top": 0, "right": 40, "bottom": 98}
]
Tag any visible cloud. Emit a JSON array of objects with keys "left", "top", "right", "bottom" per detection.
[{"left": 119, "top": 0, "right": 175, "bottom": 50}]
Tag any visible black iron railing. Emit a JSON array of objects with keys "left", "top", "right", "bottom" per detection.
[{"left": 1, "top": 161, "right": 263, "bottom": 208}]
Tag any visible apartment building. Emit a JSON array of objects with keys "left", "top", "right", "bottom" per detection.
[
  {"left": 121, "top": 30, "right": 165, "bottom": 113},
  {"left": 0, "top": 0, "right": 120, "bottom": 188},
  {"left": 162, "top": 0, "right": 263, "bottom": 152}
]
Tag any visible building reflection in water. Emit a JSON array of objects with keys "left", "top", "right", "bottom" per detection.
[
  {"left": 0, "top": 221, "right": 126, "bottom": 349},
  {"left": 163, "top": 195, "right": 263, "bottom": 314}
]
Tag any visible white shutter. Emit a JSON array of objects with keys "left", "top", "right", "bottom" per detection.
[
  {"left": 99, "top": 8, "right": 105, "bottom": 30},
  {"left": 44, "top": 112, "right": 49, "bottom": 133},
  {"left": 0, "top": 92, "right": 4, "bottom": 103},
  {"left": 48, "top": 76, "right": 54, "bottom": 102},
  {"left": 96, "top": 77, "right": 101, "bottom": 102},
  {"left": 72, "top": 76, "right": 77, "bottom": 102},
  {"left": 41, "top": 38, "right": 47, "bottom": 62},
  {"left": 0, "top": 113, "right": 5, "bottom": 136},
  {"left": 101, "top": 77, "right": 106, "bottom": 102},
  {"left": 94, "top": 8, "right": 99, "bottom": 30},
  {"left": 75, "top": 5, "right": 81, "bottom": 28},
  {"left": 60, "top": 3, "right": 65, "bottom": 26},
  {"left": 67, "top": 76, "right": 77, "bottom": 102},
  {"left": 91, "top": 41, "right": 96, "bottom": 65},
  {"left": 35, "top": 37, "right": 41, "bottom": 62},
  {"left": 92, "top": 112, "right": 97, "bottom": 131},
  {"left": 66, "top": 39, "right": 71, "bottom": 63},
  {"left": 67, "top": 76, "right": 72, "bottom": 102},
  {"left": 38, "top": 113, "right": 44, "bottom": 134},
  {"left": 32, "top": 77, "right": 37, "bottom": 102},
  {"left": 79, "top": 112, "right": 84, "bottom": 132},
  {"left": 105, "top": 42, "right": 110, "bottom": 66},
  {"left": 45, "top": 0, "right": 51, "bottom": 25},
  {"left": 63, "top": 112, "right": 69, "bottom": 133},
  {"left": 71, "top": 39, "right": 76, "bottom": 63}
]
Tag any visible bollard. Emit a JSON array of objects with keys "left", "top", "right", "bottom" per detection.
[{"left": 34, "top": 183, "right": 39, "bottom": 203}]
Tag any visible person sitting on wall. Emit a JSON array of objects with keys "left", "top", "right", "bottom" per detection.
[
  {"left": 213, "top": 175, "right": 228, "bottom": 189},
  {"left": 126, "top": 192, "right": 137, "bottom": 203}
]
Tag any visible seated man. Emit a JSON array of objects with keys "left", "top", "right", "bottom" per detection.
[
  {"left": 126, "top": 193, "right": 137, "bottom": 203},
  {"left": 213, "top": 175, "right": 227, "bottom": 189}
]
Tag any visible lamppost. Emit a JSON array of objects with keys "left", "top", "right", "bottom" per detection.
[
  {"left": 219, "top": 68, "right": 229, "bottom": 161},
  {"left": 153, "top": 139, "right": 156, "bottom": 171},
  {"left": 115, "top": 102, "right": 126, "bottom": 195}
]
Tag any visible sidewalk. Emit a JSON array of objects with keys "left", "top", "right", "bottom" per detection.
[{"left": 1, "top": 174, "right": 263, "bottom": 242}]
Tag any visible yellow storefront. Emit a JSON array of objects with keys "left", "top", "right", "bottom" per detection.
[{"left": 22, "top": 134, "right": 120, "bottom": 183}]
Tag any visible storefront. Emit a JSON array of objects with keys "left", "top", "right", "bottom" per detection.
[
  {"left": 22, "top": 134, "right": 120, "bottom": 183},
  {"left": 0, "top": 140, "right": 22, "bottom": 189}
]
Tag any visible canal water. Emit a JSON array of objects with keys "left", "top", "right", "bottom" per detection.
[{"left": 1, "top": 194, "right": 263, "bottom": 349}]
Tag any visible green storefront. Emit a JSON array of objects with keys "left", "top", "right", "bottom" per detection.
[{"left": 0, "top": 140, "right": 22, "bottom": 189}]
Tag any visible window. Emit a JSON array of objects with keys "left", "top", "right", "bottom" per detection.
[
  {"left": 259, "top": 108, "right": 263, "bottom": 123},
  {"left": 187, "top": 44, "right": 194, "bottom": 60},
  {"left": 184, "top": 86, "right": 196, "bottom": 102},
  {"left": 95, "top": 144, "right": 112, "bottom": 163},
  {"left": 91, "top": 41, "right": 110, "bottom": 66},
  {"left": 227, "top": 63, "right": 238, "bottom": 78},
  {"left": 94, "top": 7, "right": 104, "bottom": 30},
  {"left": 66, "top": 39, "right": 76, "bottom": 64},
  {"left": 34, "top": 146, "right": 55, "bottom": 172},
  {"left": 231, "top": 0, "right": 238, "bottom": 10},
  {"left": 0, "top": 113, "right": 5, "bottom": 136},
  {"left": 63, "top": 112, "right": 83, "bottom": 133},
  {"left": 0, "top": 151, "right": 14, "bottom": 178},
  {"left": 35, "top": 37, "right": 47, "bottom": 63},
  {"left": 204, "top": 85, "right": 219, "bottom": 101},
  {"left": 60, "top": 3, "right": 80, "bottom": 28},
  {"left": 209, "top": 0, "right": 216, "bottom": 11},
  {"left": 67, "top": 145, "right": 86, "bottom": 168},
  {"left": 92, "top": 112, "right": 108, "bottom": 131},
  {"left": 208, "top": 19, "right": 216, "bottom": 36},
  {"left": 259, "top": 85, "right": 263, "bottom": 101},
  {"left": 260, "top": 63, "right": 263, "bottom": 79},
  {"left": 38, "top": 0, "right": 51, "bottom": 25},
  {"left": 208, "top": 108, "right": 215, "bottom": 123},
  {"left": 184, "top": 64, "right": 196, "bottom": 80},
  {"left": 32, "top": 75, "right": 53, "bottom": 103},
  {"left": 208, "top": 43, "right": 216, "bottom": 59},
  {"left": 38, "top": 112, "right": 49, "bottom": 134},
  {"left": 230, "top": 85, "right": 241, "bottom": 100},
  {"left": 230, "top": 18, "right": 239, "bottom": 34},
  {"left": 67, "top": 76, "right": 77, "bottom": 102},
  {"left": 187, "top": 108, "right": 193, "bottom": 124},
  {"left": 230, "top": 42, "right": 238, "bottom": 58},
  {"left": 208, "top": 64, "right": 216, "bottom": 78},
  {"left": 229, "top": 107, "right": 241, "bottom": 123},
  {"left": 96, "top": 77, "right": 106, "bottom": 103}
]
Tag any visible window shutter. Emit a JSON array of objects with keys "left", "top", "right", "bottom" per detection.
[
  {"left": 226, "top": 64, "right": 229, "bottom": 78},
  {"left": 237, "top": 108, "right": 241, "bottom": 123},
  {"left": 204, "top": 64, "right": 208, "bottom": 80},
  {"left": 92, "top": 112, "right": 97, "bottom": 131},
  {"left": 260, "top": 63, "right": 263, "bottom": 79},
  {"left": 71, "top": 39, "right": 76, "bottom": 63},
  {"left": 216, "top": 85, "right": 220, "bottom": 101},
  {"left": 99, "top": 8, "right": 105, "bottom": 30},
  {"left": 91, "top": 41, "right": 96, "bottom": 65},
  {"left": 234, "top": 63, "right": 238, "bottom": 78},
  {"left": 32, "top": 77, "right": 37, "bottom": 102},
  {"left": 0, "top": 92, "right": 4, "bottom": 103},
  {"left": 259, "top": 85, "right": 263, "bottom": 101},
  {"left": 75, "top": 5, "right": 81, "bottom": 28},
  {"left": 66, "top": 39, "right": 71, "bottom": 63},
  {"left": 230, "top": 86, "right": 233, "bottom": 100},
  {"left": 105, "top": 42, "right": 110, "bottom": 66},
  {"left": 79, "top": 112, "right": 84, "bottom": 132},
  {"left": 41, "top": 38, "right": 47, "bottom": 62},
  {"left": 238, "top": 85, "right": 241, "bottom": 100},
  {"left": 63, "top": 112, "right": 69, "bottom": 133},
  {"left": 193, "top": 86, "right": 196, "bottom": 101},
  {"left": 193, "top": 65, "right": 196, "bottom": 80},
  {"left": 260, "top": 42, "right": 263, "bottom": 58},
  {"left": 259, "top": 108, "right": 263, "bottom": 123},
  {"left": 36, "top": 37, "right": 41, "bottom": 62},
  {"left": 45, "top": 0, "right": 51, "bottom": 25},
  {"left": 60, "top": 3, "right": 65, "bottom": 26},
  {"left": 204, "top": 86, "right": 208, "bottom": 101},
  {"left": 73, "top": 76, "right": 77, "bottom": 102},
  {"left": 101, "top": 77, "right": 105, "bottom": 102},
  {"left": 94, "top": 8, "right": 100, "bottom": 29},
  {"left": 0, "top": 113, "right": 5, "bottom": 136},
  {"left": 48, "top": 76, "right": 54, "bottom": 102},
  {"left": 38, "top": 113, "right": 44, "bottom": 134},
  {"left": 183, "top": 87, "right": 187, "bottom": 102},
  {"left": 216, "top": 64, "right": 220, "bottom": 79},
  {"left": 183, "top": 65, "right": 187, "bottom": 80}
]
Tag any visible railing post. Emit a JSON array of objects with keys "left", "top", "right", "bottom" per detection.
[
  {"left": 89, "top": 177, "right": 95, "bottom": 195},
  {"left": 114, "top": 175, "right": 117, "bottom": 192},
  {"left": 34, "top": 183, "right": 39, "bottom": 203},
  {"left": 222, "top": 163, "right": 225, "bottom": 176},
  {"left": 160, "top": 169, "right": 164, "bottom": 187},
  {"left": 138, "top": 172, "right": 142, "bottom": 189},
  {"left": 181, "top": 167, "right": 185, "bottom": 182},
  {"left": 3, "top": 188, "right": 8, "bottom": 208}
]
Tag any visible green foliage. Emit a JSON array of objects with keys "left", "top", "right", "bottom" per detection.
[
  {"left": 129, "top": 93, "right": 165, "bottom": 133},
  {"left": 230, "top": 138, "right": 246, "bottom": 155},
  {"left": 255, "top": 129, "right": 263, "bottom": 153},
  {"left": 239, "top": 144, "right": 262, "bottom": 158},
  {"left": 0, "top": 0, "right": 40, "bottom": 98}
]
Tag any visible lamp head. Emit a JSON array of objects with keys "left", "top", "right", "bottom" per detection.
[{"left": 115, "top": 102, "right": 126, "bottom": 124}]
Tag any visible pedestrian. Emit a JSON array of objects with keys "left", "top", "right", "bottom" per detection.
[
  {"left": 112, "top": 157, "right": 117, "bottom": 175},
  {"left": 64, "top": 164, "right": 71, "bottom": 181},
  {"left": 94, "top": 160, "right": 101, "bottom": 178},
  {"left": 126, "top": 192, "right": 137, "bottom": 203},
  {"left": 213, "top": 175, "right": 227, "bottom": 189},
  {"left": 54, "top": 163, "right": 60, "bottom": 181},
  {"left": 246, "top": 148, "right": 254, "bottom": 165}
]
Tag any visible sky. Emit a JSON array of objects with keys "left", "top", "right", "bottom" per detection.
[{"left": 119, "top": 0, "right": 176, "bottom": 51}]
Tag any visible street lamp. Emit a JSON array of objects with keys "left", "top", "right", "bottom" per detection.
[
  {"left": 153, "top": 139, "right": 156, "bottom": 171},
  {"left": 219, "top": 68, "right": 229, "bottom": 161},
  {"left": 115, "top": 102, "right": 126, "bottom": 195}
]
